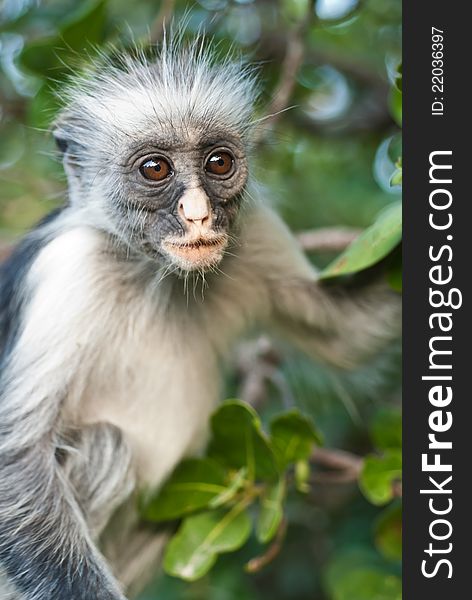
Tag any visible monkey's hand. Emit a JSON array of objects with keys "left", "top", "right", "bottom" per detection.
[
  {"left": 237, "top": 203, "right": 401, "bottom": 370},
  {"left": 270, "top": 277, "right": 401, "bottom": 369}
]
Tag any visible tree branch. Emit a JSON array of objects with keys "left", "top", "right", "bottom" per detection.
[
  {"left": 256, "top": 28, "right": 392, "bottom": 136},
  {"left": 255, "top": 1, "right": 315, "bottom": 141},
  {"left": 310, "top": 447, "right": 363, "bottom": 484},
  {"left": 297, "top": 227, "right": 361, "bottom": 253}
]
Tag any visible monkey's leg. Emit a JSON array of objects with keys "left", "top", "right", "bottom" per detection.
[
  {"left": 60, "top": 423, "right": 136, "bottom": 537},
  {"left": 101, "top": 501, "right": 170, "bottom": 600},
  {"left": 0, "top": 440, "right": 128, "bottom": 600},
  {"left": 61, "top": 423, "right": 162, "bottom": 599}
]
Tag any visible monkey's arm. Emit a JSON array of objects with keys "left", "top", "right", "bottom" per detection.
[
  {"left": 242, "top": 204, "right": 401, "bottom": 369},
  {"left": 0, "top": 227, "right": 128, "bottom": 600}
]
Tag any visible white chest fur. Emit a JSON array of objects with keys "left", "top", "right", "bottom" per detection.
[
  {"left": 77, "top": 313, "right": 221, "bottom": 488},
  {"left": 25, "top": 225, "right": 227, "bottom": 490}
]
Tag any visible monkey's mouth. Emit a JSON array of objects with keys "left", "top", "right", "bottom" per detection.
[{"left": 162, "top": 234, "right": 228, "bottom": 270}]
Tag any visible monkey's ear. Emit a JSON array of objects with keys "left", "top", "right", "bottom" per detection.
[
  {"left": 52, "top": 116, "right": 72, "bottom": 156},
  {"left": 52, "top": 115, "right": 83, "bottom": 172},
  {"left": 52, "top": 110, "right": 83, "bottom": 156},
  {"left": 52, "top": 116, "right": 84, "bottom": 200},
  {"left": 53, "top": 130, "right": 69, "bottom": 154}
]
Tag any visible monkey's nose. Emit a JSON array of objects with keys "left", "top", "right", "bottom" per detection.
[{"left": 178, "top": 189, "right": 211, "bottom": 226}]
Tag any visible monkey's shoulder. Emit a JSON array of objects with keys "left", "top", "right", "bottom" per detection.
[{"left": 0, "top": 208, "right": 67, "bottom": 363}]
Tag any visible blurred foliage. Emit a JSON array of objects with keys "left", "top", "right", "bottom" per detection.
[{"left": 0, "top": 1, "right": 402, "bottom": 599}]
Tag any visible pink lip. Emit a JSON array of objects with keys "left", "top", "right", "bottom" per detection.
[{"left": 162, "top": 235, "right": 228, "bottom": 267}]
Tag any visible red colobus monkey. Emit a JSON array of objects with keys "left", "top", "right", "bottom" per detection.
[{"left": 0, "top": 38, "right": 400, "bottom": 599}]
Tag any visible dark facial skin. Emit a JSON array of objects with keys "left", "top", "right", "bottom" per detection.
[{"left": 108, "top": 127, "right": 249, "bottom": 271}]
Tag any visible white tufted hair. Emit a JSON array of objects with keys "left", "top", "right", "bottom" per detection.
[{"left": 53, "top": 35, "right": 260, "bottom": 165}]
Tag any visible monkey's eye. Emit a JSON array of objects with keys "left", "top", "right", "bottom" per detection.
[
  {"left": 139, "top": 157, "right": 173, "bottom": 182},
  {"left": 205, "top": 151, "right": 234, "bottom": 177}
]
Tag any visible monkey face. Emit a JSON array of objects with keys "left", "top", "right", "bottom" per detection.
[
  {"left": 53, "top": 46, "right": 258, "bottom": 272},
  {"left": 111, "top": 129, "right": 249, "bottom": 271}
]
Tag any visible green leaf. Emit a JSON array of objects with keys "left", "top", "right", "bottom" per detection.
[
  {"left": 390, "top": 170, "right": 402, "bottom": 187},
  {"left": 390, "top": 157, "right": 402, "bottom": 187},
  {"left": 387, "top": 261, "right": 402, "bottom": 292},
  {"left": 163, "top": 504, "right": 252, "bottom": 581},
  {"left": 26, "top": 82, "right": 61, "bottom": 129},
  {"left": 390, "top": 86, "right": 402, "bottom": 126},
  {"left": 20, "top": 39, "right": 62, "bottom": 77},
  {"left": 329, "top": 568, "right": 402, "bottom": 600},
  {"left": 371, "top": 408, "right": 402, "bottom": 451},
  {"left": 256, "top": 479, "right": 285, "bottom": 544},
  {"left": 141, "top": 458, "right": 235, "bottom": 522},
  {"left": 270, "top": 409, "right": 323, "bottom": 470},
  {"left": 325, "top": 550, "right": 401, "bottom": 600},
  {"left": 20, "top": 0, "right": 107, "bottom": 77},
  {"left": 294, "top": 459, "right": 311, "bottom": 493},
  {"left": 60, "top": 0, "right": 107, "bottom": 50},
  {"left": 375, "top": 502, "right": 402, "bottom": 561},
  {"left": 208, "top": 400, "right": 279, "bottom": 482},
  {"left": 208, "top": 468, "right": 247, "bottom": 509},
  {"left": 320, "top": 202, "right": 402, "bottom": 279},
  {"left": 394, "top": 62, "right": 402, "bottom": 93},
  {"left": 359, "top": 450, "right": 402, "bottom": 506},
  {"left": 390, "top": 169, "right": 402, "bottom": 186},
  {"left": 390, "top": 169, "right": 402, "bottom": 187}
]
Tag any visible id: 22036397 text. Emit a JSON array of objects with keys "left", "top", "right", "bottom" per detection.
[{"left": 432, "top": 27, "right": 445, "bottom": 116}]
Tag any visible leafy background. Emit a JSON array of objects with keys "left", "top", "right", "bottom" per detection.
[{"left": 0, "top": 1, "right": 402, "bottom": 599}]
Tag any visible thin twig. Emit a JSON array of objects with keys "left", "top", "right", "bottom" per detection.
[
  {"left": 255, "top": 1, "right": 314, "bottom": 141},
  {"left": 310, "top": 447, "right": 403, "bottom": 498},
  {"left": 263, "top": 33, "right": 304, "bottom": 127},
  {"left": 236, "top": 337, "right": 285, "bottom": 407},
  {"left": 259, "top": 34, "right": 388, "bottom": 90},
  {"left": 297, "top": 227, "right": 362, "bottom": 253},
  {"left": 256, "top": 29, "right": 392, "bottom": 135},
  {"left": 245, "top": 518, "right": 288, "bottom": 573},
  {"left": 311, "top": 447, "right": 363, "bottom": 484}
]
